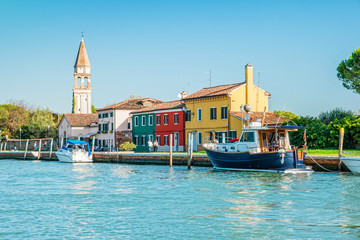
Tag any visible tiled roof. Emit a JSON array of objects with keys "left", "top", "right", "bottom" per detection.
[
  {"left": 63, "top": 113, "right": 98, "bottom": 127},
  {"left": 131, "top": 100, "right": 185, "bottom": 114},
  {"left": 183, "top": 82, "right": 245, "bottom": 100},
  {"left": 97, "top": 98, "right": 163, "bottom": 111},
  {"left": 230, "top": 111, "right": 288, "bottom": 125}
]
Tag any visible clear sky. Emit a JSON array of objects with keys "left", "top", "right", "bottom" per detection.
[{"left": 0, "top": 0, "right": 359, "bottom": 116}]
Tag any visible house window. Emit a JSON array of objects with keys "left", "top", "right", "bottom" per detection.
[
  {"left": 135, "top": 116, "right": 139, "bottom": 127},
  {"left": 174, "top": 113, "right": 179, "bottom": 124},
  {"left": 77, "top": 77, "right": 81, "bottom": 86},
  {"left": 142, "top": 116, "right": 146, "bottom": 126},
  {"left": 103, "top": 113, "right": 109, "bottom": 118},
  {"left": 164, "top": 135, "right": 169, "bottom": 146},
  {"left": 98, "top": 113, "right": 102, "bottom": 119},
  {"left": 103, "top": 123, "right": 109, "bottom": 131},
  {"left": 198, "top": 132, "right": 202, "bottom": 145},
  {"left": 110, "top": 112, "right": 113, "bottom": 117},
  {"left": 142, "top": 135, "right": 146, "bottom": 146},
  {"left": 98, "top": 124, "right": 102, "bottom": 132},
  {"left": 197, "top": 108, "right": 202, "bottom": 121},
  {"left": 221, "top": 106, "right": 228, "bottom": 119},
  {"left": 84, "top": 77, "right": 88, "bottom": 87},
  {"left": 128, "top": 122, "right": 131, "bottom": 129},
  {"left": 210, "top": 107, "right": 217, "bottom": 120},
  {"left": 185, "top": 110, "right": 191, "bottom": 122},
  {"left": 156, "top": 135, "right": 161, "bottom": 145},
  {"left": 149, "top": 115, "right": 153, "bottom": 126},
  {"left": 149, "top": 135, "right": 154, "bottom": 142},
  {"left": 156, "top": 115, "right": 161, "bottom": 125},
  {"left": 164, "top": 114, "right": 169, "bottom": 125},
  {"left": 229, "top": 130, "right": 237, "bottom": 140},
  {"left": 111, "top": 123, "right": 113, "bottom": 131},
  {"left": 134, "top": 136, "right": 139, "bottom": 146}
]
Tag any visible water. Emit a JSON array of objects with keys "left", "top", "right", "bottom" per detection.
[{"left": 1, "top": 160, "right": 360, "bottom": 240}]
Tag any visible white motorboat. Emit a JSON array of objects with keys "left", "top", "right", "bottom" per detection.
[
  {"left": 341, "top": 152, "right": 360, "bottom": 174},
  {"left": 56, "top": 140, "right": 93, "bottom": 163}
]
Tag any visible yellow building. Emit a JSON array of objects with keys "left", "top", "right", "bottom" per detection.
[{"left": 183, "top": 63, "right": 271, "bottom": 151}]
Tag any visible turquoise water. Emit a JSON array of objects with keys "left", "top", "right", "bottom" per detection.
[{"left": 1, "top": 160, "right": 360, "bottom": 240}]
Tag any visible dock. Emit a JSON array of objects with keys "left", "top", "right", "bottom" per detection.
[{"left": 0, "top": 151, "right": 349, "bottom": 172}]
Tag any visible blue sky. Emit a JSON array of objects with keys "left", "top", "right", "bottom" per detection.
[{"left": 0, "top": 0, "right": 359, "bottom": 116}]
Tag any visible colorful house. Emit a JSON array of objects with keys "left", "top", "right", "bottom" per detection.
[
  {"left": 182, "top": 63, "right": 271, "bottom": 151},
  {"left": 96, "top": 98, "right": 161, "bottom": 151},
  {"left": 131, "top": 101, "right": 185, "bottom": 152}
]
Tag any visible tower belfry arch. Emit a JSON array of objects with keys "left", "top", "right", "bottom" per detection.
[{"left": 73, "top": 36, "right": 92, "bottom": 114}]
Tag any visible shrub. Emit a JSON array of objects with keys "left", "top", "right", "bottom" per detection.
[{"left": 119, "top": 142, "right": 136, "bottom": 151}]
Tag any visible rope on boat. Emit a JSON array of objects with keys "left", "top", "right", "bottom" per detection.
[{"left": 307, "top": 153, "right": 338, "bottom": 172}]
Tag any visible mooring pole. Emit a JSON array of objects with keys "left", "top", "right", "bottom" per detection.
[
  {"left": 91, "top": 137, "right": 95, "bottom": 156},
  {"left": 170, "top": 134, "right": 173, "bottom": 168},
  {"left": 24, "top": 139, "right": 29, "bottom": 160},
  {"left": 38, "top": 139, "right": 42, "bottom": 160},
  {"left": 187, "top": 133, "right": 192, "bottom": 169},
  {"left": 49, "top": 139, "right": 53, "bottom": 160},
  {"left": 0, "top": 143, "right": 2, "bottom": 152},
  {"left": 338, "top": 128, "right": 344, "bottom": 171}
]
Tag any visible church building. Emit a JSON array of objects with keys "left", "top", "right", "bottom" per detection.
[
  {"left": 73, "top": 37, "right": 92, "bottom": 114},
  {"left": 58, "top": 37, "right": 97, "bottom": 143}
]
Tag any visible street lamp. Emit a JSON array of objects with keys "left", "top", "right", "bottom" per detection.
[{"left": 20, "top": 128, "right": 22, "bottom": 149}]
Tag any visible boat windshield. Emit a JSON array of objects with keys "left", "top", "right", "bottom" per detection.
[{"left": 240, "top": 132, "right": 255, "bottom": 142}]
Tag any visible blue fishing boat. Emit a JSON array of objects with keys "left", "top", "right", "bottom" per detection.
[{"left": 203, "top": 123, "right": 313, "bottom": 173}]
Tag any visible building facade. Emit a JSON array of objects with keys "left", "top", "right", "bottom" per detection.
[
  {"left": 131, "top": 101, "right": 185, "bottom": 152},
  {"left": 183, "top": 63, "right": 271, "bottom": 151},
  {"left": 73, "top": 37, "right": 92, "bottom": 114},
  {"left": 58, "top": 113, "right": 98, "bottom": 144},
  {"left": 96, "top": 98, "right": 161, "bottom": 151}
]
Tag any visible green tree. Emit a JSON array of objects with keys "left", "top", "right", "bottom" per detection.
[
  {"left": 318, "top": 108, "right": 354, "bottom": 125},
  {"left": 337, "top": 48, "right": 360, "bottom": 94},
  {"left": 91, "top": 105, "right": 97, "bottom": 113},
  {"left": 25, "top": 108, "right": 58, "bottom": 139},
  {"left": 0, "top": 103, "right": 29, "bottom": 138},
  {"left": 273, "top": 110, "right": 299, "bottom": 122}
]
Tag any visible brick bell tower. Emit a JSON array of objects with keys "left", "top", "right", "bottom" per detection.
[{"left": 73, "top": 36, "right": 92, "bottom": 114}]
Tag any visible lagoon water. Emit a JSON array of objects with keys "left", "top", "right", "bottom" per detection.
[{"left": 1, "top": 160, "right": 360, "bottom": 239}]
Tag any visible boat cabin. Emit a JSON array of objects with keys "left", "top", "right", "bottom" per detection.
[{"left": 208, "top": 125, "right": 302, "bottom": 154}]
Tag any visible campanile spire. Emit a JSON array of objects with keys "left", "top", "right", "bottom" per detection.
[{"left": 73, "top": 36, "right": 92, "bottom": 114}]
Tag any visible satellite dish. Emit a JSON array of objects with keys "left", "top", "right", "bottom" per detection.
[
  {"left": 178, "top": 91, "right": 188, "bottom": 99},
  {"left": 244, "top": 104, "right": 251, "bottom": 113}
]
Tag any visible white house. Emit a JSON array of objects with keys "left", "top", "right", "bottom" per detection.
[
  {"left": 58, "top": 113, "right": 98, "bottom": 144},
  {"left": 96, "top": 98, "right": 162, "bottom": 150}
]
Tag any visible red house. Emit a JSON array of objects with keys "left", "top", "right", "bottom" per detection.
[{"left": 154, "top": 101, "right": 185, "bottom": 152}]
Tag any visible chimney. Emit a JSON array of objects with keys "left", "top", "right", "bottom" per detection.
[{"left": 245, "top": 63, "right": 253, "bottom": 105}]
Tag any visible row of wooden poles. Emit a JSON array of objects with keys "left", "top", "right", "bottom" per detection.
[{"left": 0, "top": 138, "right": 54, "bottom": 160}]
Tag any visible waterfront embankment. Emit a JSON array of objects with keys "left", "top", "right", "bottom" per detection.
[{"left": 0, "top": 151, "right": 348, "bottom": 172}]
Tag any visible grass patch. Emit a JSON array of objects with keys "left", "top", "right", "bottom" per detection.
[{"left": 307, "top": 149, "right": 360, "bottom": 156}]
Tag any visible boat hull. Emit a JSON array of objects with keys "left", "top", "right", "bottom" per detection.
[
  {"left": 342, "top": 157, "right": 360, "bottom": 174},
  {"left": 55, "top": 150, "right": 92, "bottom": 163},
  {"left": 204, "top": 148, "right": 310, "bottom": 172}
]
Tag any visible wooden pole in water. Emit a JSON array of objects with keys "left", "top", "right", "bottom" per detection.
[
  {"left": 49, "top": 139, "right": 53, "bottom": 160},
  {"left": 170, "top": 134, "right": 173, "bottom": 168},
  {"left": 0, "top": 143, "right": 2, "bottom": 151},
  {"left": 24, "top": 139, "right": 29, "bottom": 160},
  {"left": 91, "top": 137, "right": 95, "bottom": 156},
  {"left": 187, "top": 133, "right": 192, "bottom": 169},
  {"left": 38, "top": 139, "right": 42, "bottom": 160},
  {"left": 338, "top": 128, "right": 344, "bottom": 171}
]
